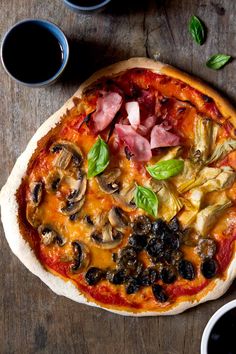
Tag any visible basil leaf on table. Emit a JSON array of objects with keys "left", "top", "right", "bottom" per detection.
[
  {"left": 87, "top": 136, "right": 109, "bottom": 178},
  {"left": 206, "top": 54, "right": 231, "bottom": 70},
  {"left": 189, "top": 15, "right": 205, "bottom": 45},
  {"left": 146, "top": 159, "right": 184, "bottom": 180},
  {"left": 134, "top": 185, "right": 158, "bottom": 218}
]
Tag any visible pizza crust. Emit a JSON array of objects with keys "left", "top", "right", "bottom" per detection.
[{"left": 1, "top": 57, "right": 236, "bottom": 316}]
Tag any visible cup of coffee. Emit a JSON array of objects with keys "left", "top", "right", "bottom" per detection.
[
  {"left": 1, "top": 19, "right": 69, "bottom": 87},
  {"left": 201, "top": 299, "right": 236, "bottom": 354},
  {"left": 63, "top": 0, "right": 112, "bottom": 13}
]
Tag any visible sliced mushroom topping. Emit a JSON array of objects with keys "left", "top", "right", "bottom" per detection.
[
  {"left": 95, "top": 168, "right": 121, "bottom": 194},
  {"left": 113, "top": 184, "right": 136, "bottom": 211},
  {"left": 67, "top": 171, "right": 87, "bottom": 202},
  {"left": 38, "top": 225, "right": 66, "bottom": 246},
  {"left": 108, "top": 207, "right": 129, "bottom": 230},
  {"left": 91, "top": 222, "right": 123, "bottom": 249},
  {"left": 26, "top": 204, "right": 41, "bottom": 228},
  {"left": 45, "top": 170, "right": 62, "bottom": 193},
  {"left": 30, "top": 181, "right": 43, "bottom": 206},
  {"left": 70, "top": 241, "right": 90, "bottom": 272},
  {"left": 60, "top": 196, "right": 85, "bottom": 216},
  {"left": 50, "top": 141, "right": 83, "bottom": 169}
]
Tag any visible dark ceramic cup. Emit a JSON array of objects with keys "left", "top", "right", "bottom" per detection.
[
  {"left": 63, "top": 0, "right": 112, "bottom": 13},
  {"left": 1, "top": 19, "right": 69, "bottom": 87}
]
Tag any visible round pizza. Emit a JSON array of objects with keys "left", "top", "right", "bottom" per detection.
[{"left": 1, "top": 58, "right": 236, "bottom": 316}]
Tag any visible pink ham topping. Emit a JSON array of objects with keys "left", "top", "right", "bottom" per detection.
[
  {"left": 115, "top": 124, "right": 152, "bottom": 161},
  {"left": 92, "top": 92, "right": 122, "bottom": 132},
  {"left": 150, "top": 125, "right": 180, "bottom": 149},
  {"left": 126, "top": 101, "right": 140, "bottom": 129}
]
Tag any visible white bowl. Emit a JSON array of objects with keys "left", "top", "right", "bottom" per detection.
[{"left": 201, "top": 299, "right": 236, "bottom": 354}]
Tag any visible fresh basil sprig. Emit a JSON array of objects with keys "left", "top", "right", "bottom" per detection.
[
  {"left": 206, "top": 54, "right": 231, "bottom": 70},
  {"left": 134, "top": 185, "right": 158, "bottom": 218},
  {"left": 146, "top": 159, "right": 184, "bottom": 180},
  {"left": 189, "top": 15, "right": 205, "bottom": 45},
  {"left": 87, "top": 136, "right": 109, "bottom": 179}
]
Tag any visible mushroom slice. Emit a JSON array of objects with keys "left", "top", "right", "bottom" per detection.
[
  {"left": 38, "top": 225, "right": 66, "bottom": 246},
  {"left": 45, "top": 170, "right": 62, "bottom": 193},
  {"left": 67, "top": 171, "right": 87, "bottom": 202},
  {"left": 91, "top": 222, "right": 123, "bottom": 249},
  {"left": 30, "top": 181, "right": 43, "bottom": 206},
  {"left": 60, "top": 196, "right": 85, "bottom": 216},
  {"left": 113, "top": 184, "right": 136, "bottom": 211},
  {"left": 50, "top": 141, "right": 83, "bottom": 169},
  {"left": 95, "top": 168, "right": 121, "bottom": 194},
  {"left": 70, "top": 241, "right": 90, "bottom": 273},
  {"left": 26, "top": 204, "right": 41, "bottom": 228},
  {"left": 108, "top": 207, "right": 129, "bottom": 230}
]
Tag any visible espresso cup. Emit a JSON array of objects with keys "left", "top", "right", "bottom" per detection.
[
  {"left": 1, "top": 19, "right": 69, "bottom": 87},
  {"left": 63, "top": 0, "right": 112, "bottom": 13}
]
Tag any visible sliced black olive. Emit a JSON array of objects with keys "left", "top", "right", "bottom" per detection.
[
  {"left": 106, "top": 269, "right": 127, "bottom": 285},
  {"left": 171, "top": 250, "right": 183, "bottom": 266},
  {"left": 196, "top": 238, "right": 217, "bottom": 260},
  {"left": 132, "top": 215, "right": 152, "bottom": 235},
  {"left": 160, "top": 232, "right": 180, "bottom": 250},
  {"left": 117, "top": 247, "right": 138, "bottom": 271},
  {"left": 85, "top": 267, "right": 104, "bottom": 285},
  {"left": 128, "top": 234, "right": 148, "bottom": 251},
  {"left": 160, "top": 266, "right": 177, "bottom": 284},
  {"left": 152, "top": 284, "right": 168, "bottom": 303},
  {"left": 125, "top": 277, "right": 140, "bottom": 294},
  {"left": 140, "top": 268, "right": 158, "bottom": 286},
  {"left": 178, "top": 260, "right": 195, "bottom": 280},
  {"left": 152, "top": 219, "right": 169, "bottom": 236},
  {"left": 201, "top": 258, "right": 218, "bottom": 279},
  {"left": 146, "top": 237, "right": 163, "bottom": 258},
  {"left": 168, "top": 217, "right": 181, "bottom": 232}
]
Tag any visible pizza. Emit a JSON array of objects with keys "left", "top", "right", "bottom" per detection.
[{"left": 1, "top": 58, "right": 236, "bottom": 316}]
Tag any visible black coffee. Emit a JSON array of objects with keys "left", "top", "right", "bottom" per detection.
[
  {"left": 68, "top": 0, "right": 105, "bottom": 6},
  {"left": 208, "top": 308, "right": 236, "bottom": 354},
  {"left": 3, "top": 23, "right": 63, "bottom": 83}
]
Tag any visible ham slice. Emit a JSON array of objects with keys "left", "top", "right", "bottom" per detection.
[
  {"left": 93, "top": 92, "right": 122, "bottom": 132},
  {"left": 115, "top": 124, "right": 152, "bottom": 161},
  {"left": 126, "top": 101, "right": 140, "bottom": 129},
  {"left": 150, "top": 125, "right": 180, "bottom": 149},
  {"left": 137, "top": 116, "right": 157, "bottom": 136}
]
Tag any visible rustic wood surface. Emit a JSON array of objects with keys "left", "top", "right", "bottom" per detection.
[{"left": 1, "top": 0, "right": 236, "bottom": 353}]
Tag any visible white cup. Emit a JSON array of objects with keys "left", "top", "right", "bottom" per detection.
[{"left": 201, "top": 299, "right": 236, "bottom": 354}]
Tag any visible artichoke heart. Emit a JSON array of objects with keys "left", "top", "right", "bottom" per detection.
[
  {"left": 177, "top": 166, "right": 221, "bottom": 194},
  {"left": 158, "top": 146, "right": 182, "bottom": 162},
  {"left": 195, "top": 197, "right": 232, "bottom": 236},
  {"left": 191, "top": 116, "right": 219, "bottom": 164},
  {"left": 178, "top": 189, "right": 203, "bottom": 228},
  {"left": 198, "top": 166, "right": 236, "bottom": 193},
  {"left": 151, "top": 180, "right": 183, "bottom": 221},
  {"left": 207, "top": 139, "right": 236, "bottom": 164},
  {"left": 171, "top": 159, "right": 199, "bottom": 192}
]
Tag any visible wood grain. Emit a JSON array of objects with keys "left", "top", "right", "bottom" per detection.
[{"left": 0, "top": 0, "right": 236, "bottom": 353}]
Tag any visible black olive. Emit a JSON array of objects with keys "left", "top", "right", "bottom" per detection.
[
  {"left": 196, "top": 238, "right": 217, "bottom": 260},
  {"left": 160, "top": 266, "right": 177, "bottom": 284},
  {"left": 117, "top": 247, "right": 138, "bottom": 271},
  {"left": 152, "top": 284, "right": 168, "bottom": 302},
  {"left": 119, "top": 246, "right": 137, "bottom": 260},
  {"left": 106, "top": 269, "right": 127, "bottom": 285},
  {"left": 146, "top": 237, "right": 163, "bottom": 258},
  {"left": 171, "top": 250, "right": 183, "bottom": 265},
  {"left": 140, "top": 268, "right": 158, "bottom": 286},
  {"left": 85, "top": 267, "right": 104, "bottom": 285},
  {"left": 72, "top": 241, "right": 83, "bottom": 265},
  {"left": 168, "top": 217, "right": 181, "bottom": 232},
  {"left": 201, "top": 259, "right": 218, "bottom": 279},
  {"left": 160, "top": 232, "right": 180, "bottom": 250},
  {"left": 125, "top": 278, "right": 140, "bottom": 294},
  {"left": 152, "top": 219, "right": 169, "bottom": 236},
  {"left": 132, "top": 215, "right": 152, "bottom": 235},
  {"left": 178, "top": 260, "right": 195, "bottom": 280},
  {"left": 128, "top": 234, "right": 148, "bottom": 251}
]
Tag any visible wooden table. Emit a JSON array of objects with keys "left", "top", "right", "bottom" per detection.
[{"left": 1, "top": 1, "right": 236, "bottom": 353}]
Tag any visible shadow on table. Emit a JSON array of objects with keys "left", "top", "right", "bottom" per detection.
[{"left": 58, "top": 38, "right": 131, "bottom": 87}]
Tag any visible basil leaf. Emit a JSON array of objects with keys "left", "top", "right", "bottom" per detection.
[
  {"left": 206, "top": 54, "right": 231, "bottom": 70},
  {"left": 87, "top": 136, "right": 109, "bottom": 178},
  {"left": 134, "top": 185, "right": 158, "bottom": 218},
  {"left": 189, "top": 15, "right": 205, "bottom": 45},
  {"left": 146, "top": 159, "right": 184, "bottom": 180}
]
